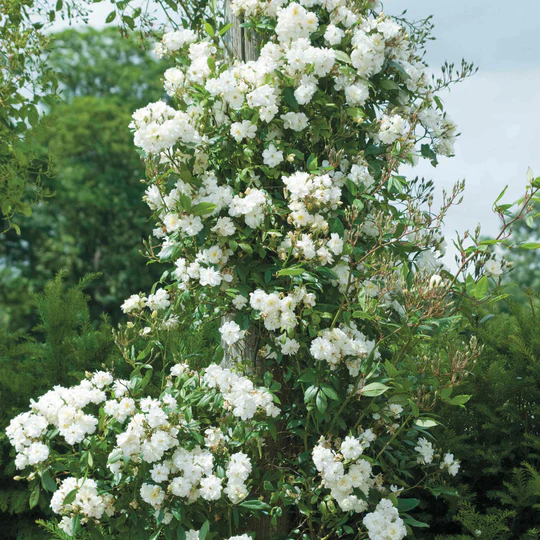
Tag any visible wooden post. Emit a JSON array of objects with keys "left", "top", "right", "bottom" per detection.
[
  {"left": 223, "top": 1, "right": 259, "bottom": 62},
  {"left": 220, "top": 1, "right": 260, "bottom": 373},
  {"left": 220, "top": 3, "right": 289, "bottom": 538}
]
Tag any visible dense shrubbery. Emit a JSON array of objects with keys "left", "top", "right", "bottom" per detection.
[
  {"left": 433, "top": 292, "right": 540, "bottom": 539},
  {"left": 0, "top": 274, "right": 219, "bottom": 539},
  {"left": 0, "top": 275, "right": 118, "bottom": 538}
]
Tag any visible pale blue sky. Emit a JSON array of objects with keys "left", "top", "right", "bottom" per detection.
[
  {"left": 385, "top": 0, "right": 540, "bottom": 266},
  {"left": 53, "top": 0, "right": 540, "bottom": 267}
]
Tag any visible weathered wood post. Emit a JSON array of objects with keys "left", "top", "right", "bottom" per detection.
[
  {"left": 220, "top": 3, "right": 289, "bottom": 538},
  {"left": 223, "top": 1, "right": 259, "bottom": 62},
  {"left": 220, "top": 1, "right": 260, "bottom": 372}
]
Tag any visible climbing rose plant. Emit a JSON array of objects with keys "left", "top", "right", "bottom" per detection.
[{"left": 9, "top": 0, "right": 534, "bottom": 538}]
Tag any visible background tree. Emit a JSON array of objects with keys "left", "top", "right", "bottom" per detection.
[
  {"left": 0, "top": 0, "right": 211, "bottom": 227},
  {"left": 504, "top": 202, "right": 540, "bottom": 300},
  {"left": 0, "top": 28, "right": 169, "bottom": 331}
]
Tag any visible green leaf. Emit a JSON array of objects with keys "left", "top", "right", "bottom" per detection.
[
  {"left": 105, "top": 10, "right": 116, "bottom": 22},
  {"left": 27, "top": 105, "right": 39, "bottom": 127},
  {"left": 179, "top": 194, "right": 192, "bottom": 212},
  {"left": 41, "top": 470, "right": 57, "bottom": 492},
  {"left": 473, "top": 276, "right": 489, "bottom": 299},
  {"left": 316, "top": 391, "right": 328, "bottom": 413},
  {"left": 334, "top": 50, "right": 352, "bottom": 64},
  {"left": 277, "top": 266, "right": 305, "bottom": 276},
  {"left": 439, "top": 387, "right": 453, "bottom": 400},
  {"left": 304, "top": 385, "right": 318, "bottom": 403},
  {"left": 345, "top": 178, "right": 358, "bottom": 195},
  {"left": 414, "top": 418, "right": 439, "bottom": 428},
  {"left": 204, "top": 22, "right": 215, "bottom": 37},
  {"left": 420, "top": 144, "right": 437, "bottom": 162},
  {"left": 321, "top": 384, "right": 339, "bottom": 401},
  {"left": 429, "top": 485, "right": 459, "bottom": 498},
  {"left": 379, "top": 79, "right": 400, "bottom": 90},
  {"left": 346, "top": 107, "right": 366, "bottom": 119},
  {"left": 239, "top": 499, "right": 271, "bottom": 510},
  {"left": 122, "top": 15, "right": 134, "bottom": 29},
  {"left": 29, "top": 484, "right": 40, "bottom": 509},
  {"left": 239, "top": 243, "right": 253, "bottom": 255},
  {"left": 397, "top": 498, "right": 421, "bottom": 512},
  {"left": 362, "top": 382, "right": 389, "bottom": 397},
  {"left": 136, "top": 342, "right": 153, "bottom": 361},
  {"left": 63, "top": 488, "right": 78, "bottom": 506},
  {"left": 494, "top": 184, "right": 508, "bottom": 205},
  {"left": 520, "top": 242, "right": 540, "bottom": 249},
  {"left": 297, "top": 370, "right": 316, "bottom": 383},
  {"left": 306, "top": 153, "right": 318, "bottom": 172},
  {"left": 448, "top": 394, "right": 472, "bottom": 407},
  {"left": 283, "top": 87, "right": 299, "bottom": 111},
  {"left": 199, "top": 520, "right": 210, "bottom": 540},
  {"left": 385, "top": 360, "right": 399, "bottom": 378},
  {"left": 191, "top": 202, "right": 216, "bottom": 216},
  {"left": 404, "top": 516, "right": 429, "bottom": 528},
  {"left": 108, "top": 449, "right": 123, "bottom": 464},
  {"left": 218, "top": 23, "right": 233, "bottom": 36}
]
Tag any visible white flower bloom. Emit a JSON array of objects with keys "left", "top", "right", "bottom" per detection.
[
  {"left": 262, "top": 143, "right": 284, "bottom": 167},
  {"left": 379, "top": 114, "right": 408, "bottom": 145},
  {"left": 415, "top": 437, "right": 434, "bottom": 465},
  {"left": 484, "top": 258, "right": 503, "bottom": 277},
  {"left": 140, "top": 483, "right": 165, "bottom": 509},
  {"left": 230, "top": 120, "right": 257, "bottom": 143},
  {"left": 25, "top": 442, "right": 49, "bottom": 465},
  {"left": 121, "top": 294, "right": 147, "bottom": 313},
  {"left": 199, "top": 267, "right": 222, "bottom": 287},
  {"left": 345, "top": 83, "right": 369, "bottom": 106},
  {"left": 160, "top": 29, "right": 198, "bottom": 55},
  {"left": 340, "top": 436, "right": 363, "bottom": 461},
  {"left": 164, "top": 67, "right": 185, "bottom": 96},
  {"left": 171, "top": 363, "right": 189, "bottom": 377},
  {"left": 324, "top": 24, "right": 345, "bottom": 46},
  {"left": 219, "top": 321, "right": 245, "bottom": 346},
  {"left": 232, "top": 295, "right": 248, "bottom": 309},
  {"left": 363, "top": 499, "right": 407, "bottom": 540},
  {"left": 199, "top": 475, "right": 223, "bottom": 500},
  {"left": 211, "top": 216, "right": 236, "bottom": 236},
  {"left": 163, "top": 213, "right": 181, "bottom": 233},
  {"left": 179, "top": 215, "right": 204, "bottom": 236},
  {"left": 147, "top": 289, "right": 170, "bottom": 311},
  {"left": 440, "top": 452, "right": 460, "bottom": 476},
  {"left": 281, "top": 337, "right": 300, "bottom": 355},
  {"left": 281, "top": 112, "right": 309, "bottom": 131}
]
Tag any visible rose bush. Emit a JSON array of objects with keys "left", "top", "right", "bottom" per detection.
[{"left": 6, "top": 0, "right": 540, "bottom": 538}]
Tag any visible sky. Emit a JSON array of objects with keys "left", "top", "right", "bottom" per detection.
[
  {"left": 52, "top": 0, "right": 540, "bottom": 268},
  {"left": 384, "top": 0, "right": 540, "bottom": 265}
]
